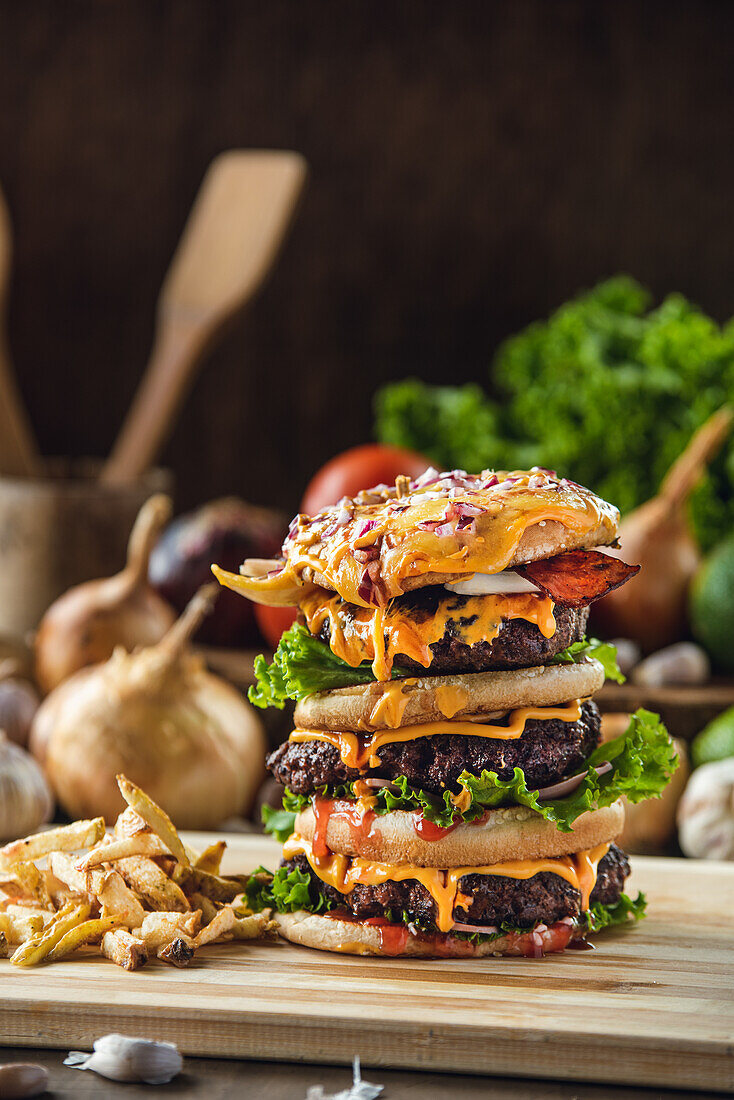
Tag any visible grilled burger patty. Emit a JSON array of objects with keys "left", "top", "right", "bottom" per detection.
[
  {"left": 282, "top": 844, "right": 628, "bottom": 931},
  {"left": 268, "top": 699, "right": 601, "bottom": 797},
  {"left": 315, "top": 590, "right": 589, "bottom": 674}
]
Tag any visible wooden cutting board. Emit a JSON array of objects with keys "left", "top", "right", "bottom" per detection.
[{"left": 2, "top": 835, "right": 733, "bottom": 1094}]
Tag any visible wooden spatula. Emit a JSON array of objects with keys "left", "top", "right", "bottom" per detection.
[
  {"left": 102, "top": 150, "right": 307, "bottom": 485},
  {"left": 0, "top": 184, "right": 41, "bottom": 477}
]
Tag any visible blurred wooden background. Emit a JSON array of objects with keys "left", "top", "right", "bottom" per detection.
[{"left": 1, "top": 0, "right": 733, "bottom": 511}]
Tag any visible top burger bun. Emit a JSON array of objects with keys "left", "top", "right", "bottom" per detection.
[{"left": 216, "top": 469, "right": 619, "bottom": 609}]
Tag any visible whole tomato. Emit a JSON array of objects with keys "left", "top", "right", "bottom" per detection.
[
  {"left": 301, "top": 444, "right": 431, "bottom": 516},
  {"left": 254, "top": 603, "right": 297, "bottom": 650}
]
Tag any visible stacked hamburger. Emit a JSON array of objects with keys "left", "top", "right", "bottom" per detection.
[{"left": 215, "top": 468, "right": 676, "bottom": 958}]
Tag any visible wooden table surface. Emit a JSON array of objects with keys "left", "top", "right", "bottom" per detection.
[{"left": 0, "top": 1046, "right": 705, "bottom": 1098}]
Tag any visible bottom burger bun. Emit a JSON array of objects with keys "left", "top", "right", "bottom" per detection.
[
  {"left": 293, "top": 659, "right": 605, "bottom": 732},
  {"left": 274, "top": 909, "right": 580, "bottom": 958},
  {"left": 294, "top": 799, "right": 625, "bottom": 867}
]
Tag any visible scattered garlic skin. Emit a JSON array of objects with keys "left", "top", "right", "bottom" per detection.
[
  {"left": 678, "top": 758, "right": 734, "bottom": 860},
  {"left": 631, "top": 642, "right": 710, "bottom": 688},
  {"left": 65, "top": 1034, "right": 182, "bottom": 1085},
  {"left": 0, "top": 732, "right": 54, "bottom": 842},
  {"left": 0, "top": 1062, "right": 49, "bottom": 1099}
]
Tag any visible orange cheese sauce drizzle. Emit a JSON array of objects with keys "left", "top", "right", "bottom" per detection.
[
  {"left": 300, "top": 589, "right": 557, "bottom": 681},
  {"left": 283, "top": 833, "right": 609, "bottom": 933},
  {"left": 214, "top": 470, "right": 619, "bottom": 609},
  {"left": 289, "top": 699, "right": 584, "bottom": 770}
]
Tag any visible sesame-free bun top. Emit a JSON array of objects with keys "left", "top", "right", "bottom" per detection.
[
  {"left": 293, "top": 657, "right": 605, "bottom": 732},
  {"left": 213, "top": 468, "right": 620, "bottom": 609}
]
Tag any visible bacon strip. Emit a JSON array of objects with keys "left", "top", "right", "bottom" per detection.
[{"left": 517, "top": 550, "right": 640, "bottom": 608}]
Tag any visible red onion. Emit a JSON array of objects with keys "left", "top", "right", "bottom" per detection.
[
  {"left": 534, "top": 761, "right": 613, "bottom": 801},
  {"left": 362, "top": 778, "right": 402, "bottom": 792},
  {"left": 450, "top": 922, "right": 499, "bottom": 935},
  {"left": 433, "top": 522, "right": 455, "bottom": 538},
  {"left": 356, "top": 519, "right": 378, "bottom": 537}
]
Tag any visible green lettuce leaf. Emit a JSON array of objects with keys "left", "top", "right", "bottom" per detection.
[
  {"left": 248, "top": 623, "right": 409, "bottom": 709},
  {"left": 587, "top": 891, "right": 646, "bottom": 932},
  {"left": 245, "top": 863, "right": 332, "bottom": 914},
  {"left": 551, "top": 636, "right": 625, "bottom": 683},
  {"left": 261, "top": 805, "right": 298, "bottom": 843},
  {"left": 459, "top": 708, "right": 677, "bottom": 831}
]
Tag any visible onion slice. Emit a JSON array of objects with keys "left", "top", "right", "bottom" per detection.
[
  {"left": 534, "top": 761, "right": 613, "bottom": 801},
  {"left": 450, "top": 922, "right": 499, "bottom": 935}
]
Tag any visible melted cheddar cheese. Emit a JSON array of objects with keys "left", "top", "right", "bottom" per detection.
[
  {"left": 283, "top": 833, "right": 609, "bottom": 933},
  {"left": 300, "top": 589, "right": 557, "bottom": 681},
  {"left": 213, "top": 469, "right": 619, "bottom": 608},
  {"left": 289, "top": 699, "right": 584, "bottom": 768}
]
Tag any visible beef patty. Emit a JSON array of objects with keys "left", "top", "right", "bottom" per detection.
[
  {"left": 282, "top": 844, "right": 628, "bottom": 931},
  {"left": 315, "top": 589, "right": 589, "bottom": 675},
  {"left": 268, "top": 699, "right": 601, "bottom": 796}
]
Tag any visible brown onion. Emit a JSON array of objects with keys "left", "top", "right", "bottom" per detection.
[
  {"left": 593, "top": 407, "right": 732, "bottom": 652},
  {"left": 34, "top": 495, "right": 176, "bottom": 694},
  {"left": 30, "top": 585, "right": 265, "bottom": 828}
]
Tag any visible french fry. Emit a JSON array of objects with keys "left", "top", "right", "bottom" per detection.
[
  {"left": 173, "top": 865, "right": 247, "bottom": 904},
  {"left": 189, "top": 891, "right": 218, "bottom": 925},
  {"left": 45, "top": 917, "right": 118, "bottom": 963},
  {"left": 77, "top": 835, "right": 170, "bottom": 871},
  {"left": 0, "top": 861, "right": 52, "bottom": 908},
  {"left": 139, "top": 910, "right": 201, "bottom": 950},
  {"left": 115, "top": 856, "right": 190, "bottom": 913},
  {"left": 0, "top": 819, "right": 105, "bottom": 870},
  {"left": 194, "top": 841, "right": 226, "bottom": 875},
  {"left": 0, "top": 911, "right": 46, "bottom": 944},
  {"left": 116, "top": 776, "right": 190, "bottom": 869},
  {"left": 48, "top": 853, "right": 146, "bottom": 930},
  {"left": 192, "top": 906, "right": 238, "bottom": 947},
  {"left": 101, "top": 928, "right": 148, "bottom": 971},
  {"left": 157, "top": 937, "right": 194, "bottom": 967},
  {"left": 11, "top": 902, "right": 90, "bottom": 967},
  {"left": 114, "top": 807, "right": 151, "bottom": 838},
  {"left": 0, "top": 931, "right": 8, "bottom": 958}
]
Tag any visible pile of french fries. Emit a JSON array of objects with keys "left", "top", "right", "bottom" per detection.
[{"left": 0, "top": 774, "right": 275, "bottom": 970}]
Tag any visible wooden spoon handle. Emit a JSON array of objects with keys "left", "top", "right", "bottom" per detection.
[
  {"left": 0, "top": 332, "right": 41, "bottom": 477},
  {"left": 660, "top": 405, "right": 733, "bottom": 509},
  {"left": 101, "top": 316, "right": 208, "bottom": 484}
]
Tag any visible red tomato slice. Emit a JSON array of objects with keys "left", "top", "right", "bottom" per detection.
[{"left": 301, "top": 444, "right": 431, "bottom": 515}]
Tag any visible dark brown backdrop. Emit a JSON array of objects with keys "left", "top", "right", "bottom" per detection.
[{"left": 1, "top": 1, "right": 733, "bottom": 512}]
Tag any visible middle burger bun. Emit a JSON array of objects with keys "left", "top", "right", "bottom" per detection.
[
  {"left": 294, "top": 799, "right": 625, "bottom": 867},
  {"left": 293, "top": 658, "right": 606, "bottom": 732}
]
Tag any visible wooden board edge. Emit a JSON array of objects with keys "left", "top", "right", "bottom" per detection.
[{"left": 3, "top": 1001, "right": 732, "bottom": 1094}]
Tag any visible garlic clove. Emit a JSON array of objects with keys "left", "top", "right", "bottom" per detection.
[
  {"left": 0, "top": 1062, "right": 49, "bottom": 1099},
  {"left": 65, "top": 1033, "right": 182, "bottom": 1085},
  {"left": 0, "top": 732, "right": 54, "bottom": 842},
  {"left": 631, "top": 642, "right": 710, "bottom": 688}
]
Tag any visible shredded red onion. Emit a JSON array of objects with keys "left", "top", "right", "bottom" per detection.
[
  {"left": 534, "top": 761, "right": 613, "bottom": 801},
  {"left": 356, "top": 519, "right": 378, "bottom": 537},
  {"left": 362, "top": 778, "right": 402, "bottom": 793},
  {"left": 433, "top": 522, "right": 455, "bottom": 538},
  {"left": 450, "top": 922, "right": 499, "bottom": 935}
]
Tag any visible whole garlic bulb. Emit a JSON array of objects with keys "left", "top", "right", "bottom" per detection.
[
  {"left": 0, "top": 731, "right": 54, "bottom": 841},
  {"left": 677, "top": 758, "right": 734, "bottom": 860},
  {"left": 30, "top": 586, "right": 265, "bottom": 829}
]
